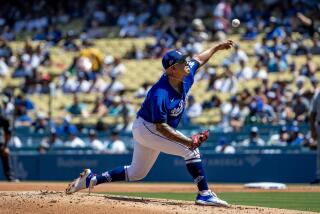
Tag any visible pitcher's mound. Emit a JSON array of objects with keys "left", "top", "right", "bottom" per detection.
[{"left": 0, "top": 191, "right": 313, "bottom": 214}]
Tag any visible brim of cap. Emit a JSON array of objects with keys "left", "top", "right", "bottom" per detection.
[
  {"left": 177, "top": 55, "right": 188, "bottom": 63},
  {"left": 164, "top": 55, "right": 187, "bottom": 69}
]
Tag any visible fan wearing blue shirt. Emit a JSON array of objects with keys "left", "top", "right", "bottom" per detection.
[{"left": 66, "top": 40, "right": 234, "bottom": 206}]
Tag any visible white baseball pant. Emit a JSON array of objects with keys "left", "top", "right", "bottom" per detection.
[{"left": 124, "top": 117, "right": 201, "bottom": 181}]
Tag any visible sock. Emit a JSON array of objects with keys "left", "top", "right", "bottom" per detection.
[
  {"left": 95, "top": 166, "right": 126, "bottom": 185},
  {"left": 186, "top": 160, "right": 209, "bottom": 191}
]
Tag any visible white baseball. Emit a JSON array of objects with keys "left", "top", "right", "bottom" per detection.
[{"left": 232, "top": 19, "right": 240, "bottom": 28}]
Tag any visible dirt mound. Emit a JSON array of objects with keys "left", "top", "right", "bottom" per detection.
[{"left": 0, "top": 191, "right": 315, "bottom": 214}]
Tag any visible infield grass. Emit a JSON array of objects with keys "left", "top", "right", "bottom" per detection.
[{"left": 104, "top": 192, "right": 320, "bottom": 212}]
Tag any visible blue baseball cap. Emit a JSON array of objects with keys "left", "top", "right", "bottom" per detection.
[{"left": 162, "top": 50, "right": 187, "bottom": 70}]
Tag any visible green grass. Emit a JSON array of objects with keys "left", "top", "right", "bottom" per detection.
[{"left": 103, "top": 192, "right": 320, "bottom": 213}]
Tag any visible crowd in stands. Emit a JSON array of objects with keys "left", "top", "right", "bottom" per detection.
[
  {"left": 38, "top": 128, "right": 127, "bottom": 154},
  {"left": 0, "top": 0, "right": 319, "bottom": 152}
]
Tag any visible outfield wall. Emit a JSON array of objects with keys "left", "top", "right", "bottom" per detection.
[{"left": 0, "top": 153, "right": 316, "bottom": 183}]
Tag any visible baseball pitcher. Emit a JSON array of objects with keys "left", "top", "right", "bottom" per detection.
[{"left": 66, "top": 40, "right": 234, "bottom": 206}]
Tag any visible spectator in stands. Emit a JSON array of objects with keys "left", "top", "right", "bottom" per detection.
[
  {"left": 184, "top": 95, "right": 202, "bottom": 124},
  {"left": 248, "top": 95, "right": 264, "bottom": 121},
  {"left": 287, "top": 126, "right": 305, "bottom": 146},
  {"left": 226, "top": 44, "right": 248, "bottom": 65},
  {"left": 239, "top": 126, "right": 265, "bottom": 146},
  {"left": 191, "top": 18, "right": 209, "bottom": 43},
  {"left": 211, "top": 0, "right": 232, "bottom": 41},
  {"left": 66, "top": 94, "right": 88, "bottom": 117},
  {"left": 63, "top": 31, "right": 79, "bottom": 51},
  {"left": 86, "top": 20, "right": 103, "bottom": 39},
  {"left": 260, "top": 100, "right": 277, "bottom": 124},
  {"left": 0, "top": 57, "right": 8, "bottom": 77},
  {"left": 299, "top": 53, "right": 317, "bottom": 77},
  {"left": 105, "top": 57, "right": 126, "bottom": 79},
  {"left": 108, "top": 96, "right": 123, "bottom": 117},
  {"left": 292, "top": 93, "right": 309, "bottom": 122},
  {"left": 195, "top": 64, "right": 215, "bottom": 82},
  {"left": 12, "top": 56, "right": 29, "bottom": 78},
  {"left": 267, "top": 52, "right": 288, "bottom": 73},
  {"left": 125, "top": 45, "right": 145, "bottom": 60},
  {"left": 295, "top": 78, "right": 305, "bottom": 95},
  {"left": 38, "top": 128, "right": 64, "bottom": 153},
  {"left": 252, "top": 62, "right": 267, "bottom": 80},
  {"left": 1, "top": 26, "right": 15, "bottom": 41},
  {"left": 265, "top": 17, "right": 285, "bottom": 40},
  {"left": 202, "top": 95, "right": 221, "bottom": 110},
  {"left": 230, "top": 101, "right": 249, "bottom": 132},
  {"left": 254, "top": 37, "right": 269, "bottom": 62},
  {"left": 14, "top": 94, "right": 34, "bottom": 115},
  {"left": 310, "top": 33, "right": 320, "bottom": 54},
  {"left": 215, "top": 137, "right": 236, "bottom": 154},
  {"left": 87, "top": 129, "right": 105, "bottom": 151},
  {"left": 119, "top": 20, "right": 139, "bottom": 38},
  {"left": 65, "top": 126, "right": 86, "bottom": 148},
  {"left": 46, "top": 25, "right": 63, "bottom": 45},
  {"left": 1, "top": 95, "right": 14, "bottom": 118},
  {"left": 103, "top": 57, "right": 125, "bottom": 93},
  {"left": 8, "top": 135, "right": 22, "bottom": 148},
  {"left": 0, "top": 39, "right": 12, "bottom": 66},
  {"left": 241, "top": 22, "right": 258, "bottom": 41},
  {"left": 157, "top": 0, "right": 172, "bottom": 17},
  {"left": 32, "top": 111, "right": 48, "bottom": 133},
  {"left": 56, "top": 115, "right": 77, "bottom": 136},
  {"left": 134, "top": 82, "right": 151, "bottom": 99},
  {"left": 22, "top": 68, "right": 42, "bottom": 94},
  {"left": 267, "top": 126, "right": 289, "bottom": 146},
  {"left": 91, "top": 96, "right": 108, "bottom": 117},
  {"left": 220, "top": 96, "right": 240, "bottom": 132},
  {"left": 270, "top": 37, "right": 286, "bottom": 57},
  {"left": 206, "top": 69, "right": 219, "bottom": 91},
  {"left": 311, "top": 77, "right": 319, "bottom": 95},
  {"left": 15, "top": 107, "right": 32, "bottom": 127},
  {"left": 214, "top": 64, "right": 237, "bottom": 94},
  {"left": 236, "top": 60, "right": 253, "bottom": 80},
  {"left": 105, "top": 130, "right": 127, "bottom": 154},
  {"left": 119, "top": 96, "right": 135, "bottom": 131},
  {"left": 239, "top": 89, "right": 253, "bottom": 106},
  {"left": 279, "top": 99, "right": 296, "bottom": 123}
]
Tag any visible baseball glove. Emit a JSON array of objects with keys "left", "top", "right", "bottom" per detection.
[{"left": 190, "top": 130, "right": 209, "bottom": 150}]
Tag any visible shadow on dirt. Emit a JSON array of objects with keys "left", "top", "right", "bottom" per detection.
[{"left": 103, "top": 194, "right": 186, "bottom": 206}]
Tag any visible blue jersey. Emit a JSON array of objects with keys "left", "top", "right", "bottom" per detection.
[{"left": 137, "top": 59, "right": 200, "bottom": 128}]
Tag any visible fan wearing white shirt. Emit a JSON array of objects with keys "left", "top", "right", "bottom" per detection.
[
  {"left": 228, "top": 44, "right": 248, "bottom": 64},
  {"left": 88, "top": 129, "right": 105, "bottom": 151},
  {"left": 214, "top": 64, "right": 238, "bottom": 94},
  {"left": 252, "top": 62, "right": 268, "bottom": 80},
  {"left": 65, "top": 128, "right": 86, "bottom": 148},
  {"left": 105, "top": 131, "right": 127, "bottom": 154},
  {"left": 236, "top": 60, "right": 253, "bottom": 80},
  {"left": 186, "top": 95, "right": 202, "bottom": 119}
]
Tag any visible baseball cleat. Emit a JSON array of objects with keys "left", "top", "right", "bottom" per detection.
[
  {"left": 65, "top": 169, "right": 95, "bottom": 194},
  {"left": 195, "top": 190, "right": 229, "bottom": 207}
]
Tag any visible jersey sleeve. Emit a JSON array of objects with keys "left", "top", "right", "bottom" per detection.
[
  {"left": 150, "top": 95, "right": 167, "bottom": 123},
  {"left": 187, "top": 59, "right": 200, "bottom": 77}
]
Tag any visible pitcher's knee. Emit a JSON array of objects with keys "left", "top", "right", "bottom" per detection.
[
  {"left": 183, "top": 148, "right": 200, "bottom": 161},
  {"left": 126, "top": 165, "right": 149, "bottom": 181}
]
